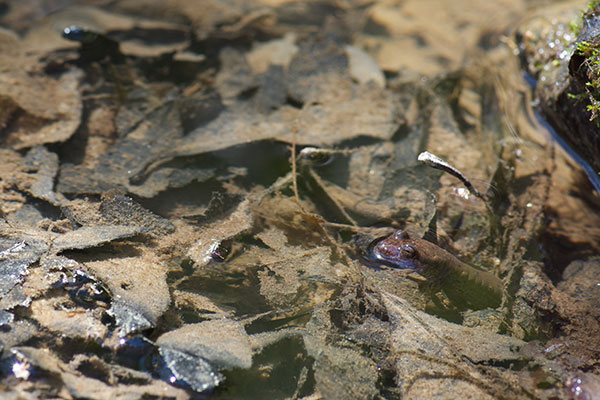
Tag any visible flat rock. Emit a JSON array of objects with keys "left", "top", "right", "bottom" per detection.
[
  {"left": 84, "top": 253, "right": 170, "bottom": 336},
  {"left": 51, "top": 225, "right": 142, "bottom": 252},
  {"left": 382, "top": 292, "right": 529, "bottom": 399},
  {"left": 157, "top": 319, "right": 254, "bottom": 370}
]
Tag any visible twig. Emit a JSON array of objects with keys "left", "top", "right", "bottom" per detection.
[
  {"left": 291, "top": 126, "right": 300, "bottom": 203},
  {"left": 418, "top": 151, "right": 485, "bottom": 200}
]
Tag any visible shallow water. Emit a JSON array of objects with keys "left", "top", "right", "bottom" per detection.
[{"left": 0, "top": 0, "right": 599, "bottom": 399}]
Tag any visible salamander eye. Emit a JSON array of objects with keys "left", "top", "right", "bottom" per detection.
[{"left": 401, "top": 244, "right": 417, "bottom": 259}]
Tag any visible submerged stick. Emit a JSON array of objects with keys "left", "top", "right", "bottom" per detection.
[
  {"left": 417, "top": 151, "right": 485, "bottom": 201},
  {"left": 291, "top": 128, "right": 300, "bottom": 203}
]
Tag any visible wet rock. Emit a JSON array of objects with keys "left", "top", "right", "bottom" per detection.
[
  {"left": 111, "top": 0, "right": 265, "bottom": 41},
  {"left": 1, "top": 1, "right": 598, "bottom": 398},
  {"left": 306, "top": 341, "right": 379, "bottom": 400},
  {"left": 506, "top": 260, "right": 600, "bottom": 372},
  {"left": 0, "top": 147, "right": 65, "bottom": 215},
  {"left": 0, "top": 236, "right": 48, "bottom": 311},
  {"left": 159, "top": 346, "right": 223, "bottom": 392},
  {"left": 59, "top": 198, "right": 103, "bottom": 227},
  {"left": 304, "top": 305, "right": 379, "bottom": 400},
  {"left": 509, "top": 261, "right": 556, "bottom": 340},
  {"left": 22, "top": 147, "right": 66, "bottom": 206},
  {"left": 61, "top": 368, "right": 188, "bottom": 400},
  {"left": 361, "top": 0, "right": 523, "bottom": 76},
  {"left": 188, "top": 199, "right": 252, "bottom": 268},
  {"left": 156, "top": 319, "right": 254, "bottom": 370},
  {"left": 171, "top": 289, "right": 231, "bottom": 320},
  {"left": 10, "top": 346, "right": 188, "bottom": 399},
  {"left": 178, "top": 89, "right": 224, "bottom": 134},
  {"left": 381, "top": 292, "right": 529, "bottom": 398},
  {"left": 108, "top": 301, "right": 154, "bottom": 337},
  {"left": 84, "top": 254, "right": 170, "bottom": 337},
  {"left": 246, "top": 33, "right": 298, "bottom": 74},
  {"left": 145, "top": 40, "right": 398, "bottom": 165},
  {"left": 254, "top": 64, "right": 287, "bottom": 113},
  {"left": 0, "top": 66, "right": 82, "bottom": 150},
  {"left": 275, "top": 2, "right": 343, "bottom": 29},
  {"left": 11, "top": 346, "right": 64, "bottom": 376},
  {"left": 287, "top": 35, "right": 349, "bottom": 104},
  {"left": 0, "top": 310, "right": 13, "bottom": 327},
  {"left": 4, "top": 204, "right": 46, "bottom": 228},
  {"left": 345, "top": 44, "right": 385, "bottom": 87},
  {"left": 516, "top": 4, "right": 600, "bottom": 185},
  {"left": 99, "top": 190, "right": 174, "bottom": 235},
  {"left": 43, "top": 262, "right": 111, "bottom": 308},
  {"left": 30, "top": 297, "right": 108, "bottom": 341},
  {"left": 215, "top": 47, "right": 256, "bottom": 103},
  {"left": 57, "top": 100, "right": 217, "bottom": 198},
  {"left": 0, "top": 320, "right": 37, "bottom": 350},
  {"left": 51, "top": 225, "right": 142, "bottom": 252},
  {"left": 0, "top": 285, "right": 30, "bottom": 312},
  {"left": 257, "top": 246, "right": 339, "bottom": 309},
  {"left": 23, "top": 5, "right": 189, "bottom": 57},
  {"left": 112, "top": 333, "right": 155, "bottom": 368},
  {"left": 255, "top": 226, "right": 288, "bottom": 251},
  {"left": 565, "top": 373, "right": 600, "bottom": 400},
  {"left": 558, "top": 259, "right": 600, "bottom": 318}
]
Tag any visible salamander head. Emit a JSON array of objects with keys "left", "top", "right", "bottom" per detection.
[{"left": 369, "top": 230, "right": 422, "bottom": 270}]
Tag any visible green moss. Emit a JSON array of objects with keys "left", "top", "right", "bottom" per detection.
[
  {"left": 578, "top": 45, "right": 600, "bottom": 120},
  {"left": 563, "top": 1, "right": 600, "bottom": 121},
  {"left": 569, "top": 18, "right": 581, "bottom": 36},
  {"left": 576, "top": 41, "right": 590, "bottom": 54}
]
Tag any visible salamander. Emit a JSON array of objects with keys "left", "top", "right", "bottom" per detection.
[{"left": 367, "top": 230, "right": 503, "bottom": 310}]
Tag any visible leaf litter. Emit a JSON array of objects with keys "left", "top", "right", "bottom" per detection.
[{"left": 0, "top": 1, "right": 599, "bottom": 399}]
